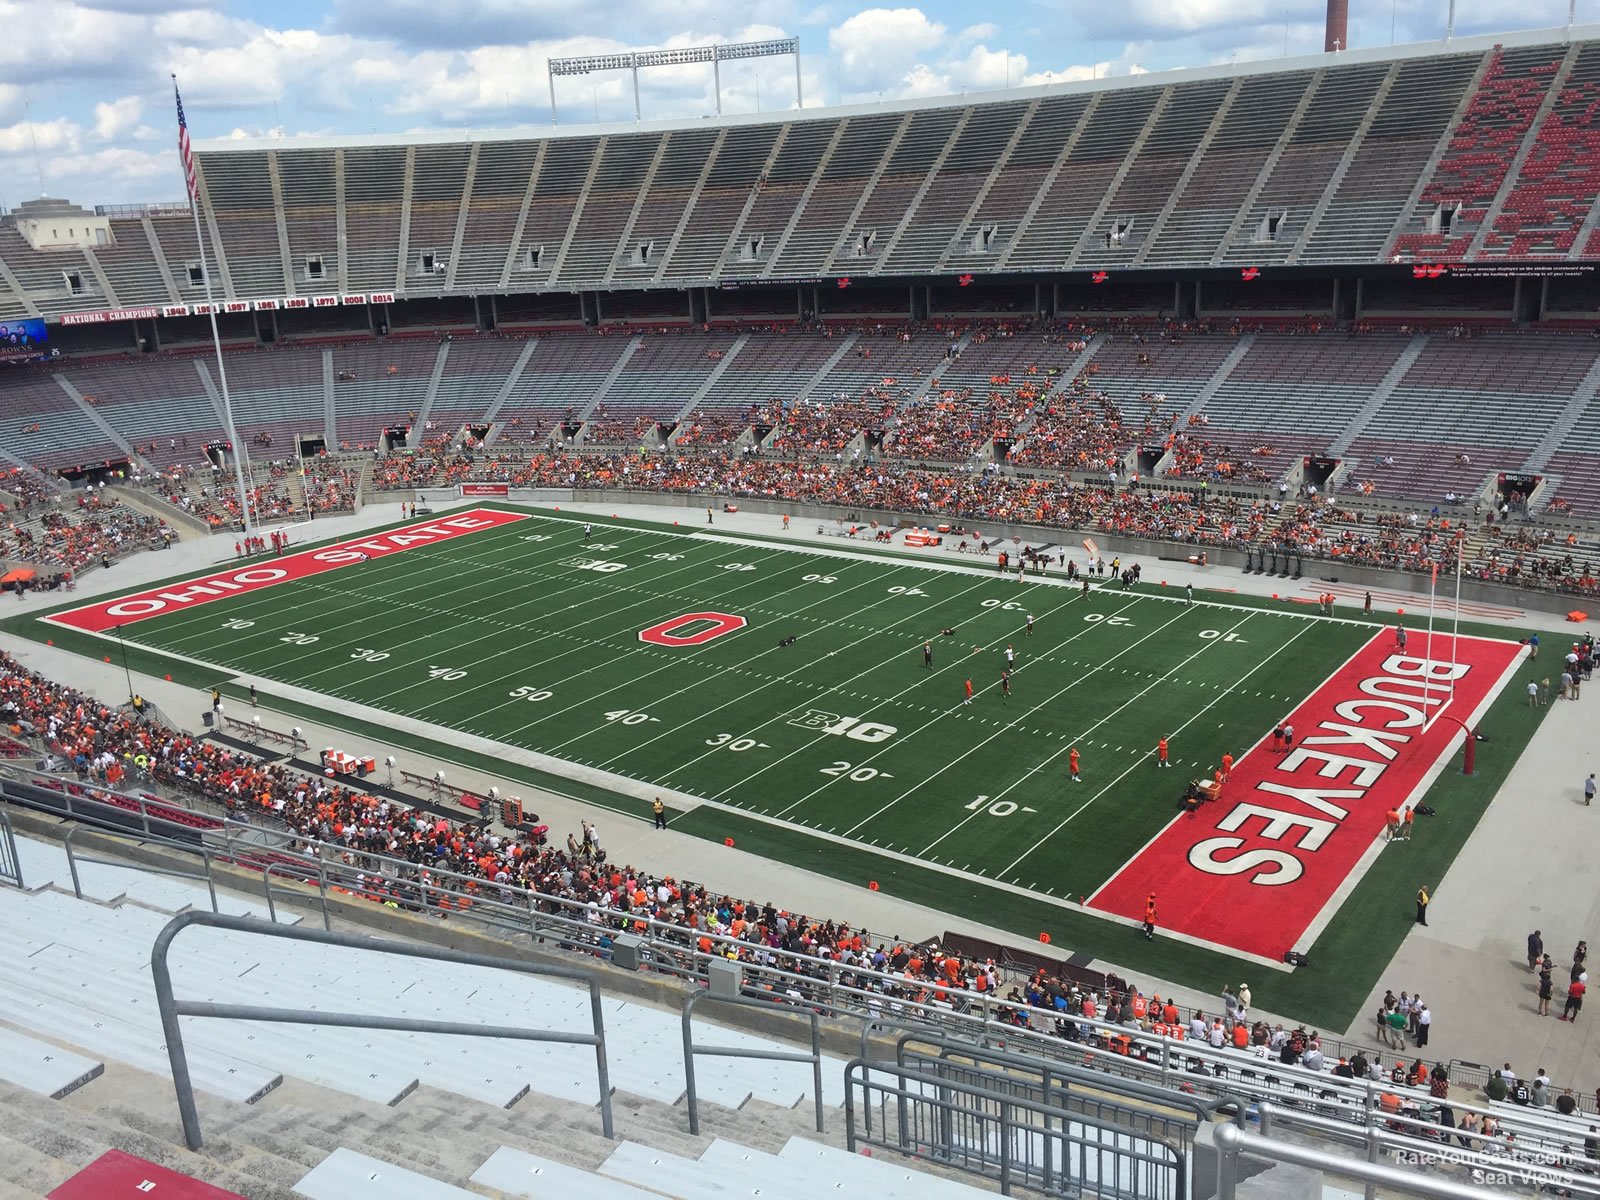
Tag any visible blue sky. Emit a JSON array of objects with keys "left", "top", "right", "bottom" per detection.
[{"left": 0, "top": 0, "right": 1584, "bottom": 207}]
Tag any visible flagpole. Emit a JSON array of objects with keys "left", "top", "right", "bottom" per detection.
[
  {"left": 1422, "top": 558, "right": 1438, "bottom": 727},
  {"left": 174, "top": 74, "right": 253, "bottom": 538},
  {"left": 1450, "top": 534, "right": 1464, "bottom": 697}
]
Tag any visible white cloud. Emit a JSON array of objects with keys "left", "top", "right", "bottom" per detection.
[
  {"left": 0, "top": 117, "right": 80, "bottom": 156},
  {"left": 94, "top": 95, "right": 143, "bottom": 141},
  {"left": 0, "top": 2, "right": 150, "bottom": 83},
  {"left": 169, "top": 28, "right": 372, "bottom": 111},
  {"left": 331, "top": 0, "right": 798, "bottom": 51},
  {"left": 829, "top": 8, "right": 947, "bottom": 72},
  {"left": 950, "top": 44, "right": 1022, "bottom": 90},
  {"left": 152, "top": 8, "right": 253, "bottom": 46},
  {"left": 46, "top": 145, "right": 169, "bottom": 184}
]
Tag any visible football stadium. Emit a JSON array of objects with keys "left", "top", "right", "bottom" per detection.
[{"left": 1, "top": 4, "right": 1600, "bottom": 1197}]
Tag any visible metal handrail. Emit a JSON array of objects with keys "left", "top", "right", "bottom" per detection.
[
  {"left": 844, "top": 1056, "right": 1189, "bottom": 1200},
  {"left": 681, "top": 986, "right": 825, "bottom": 1136},
  {"left": 1214, "top": 1119, "right": 1600, "bottom": 1200},
  {"left": 0, "top": 782, "right": 1476, "bottom": 1087},
  {"left": 900, "top": 1030, "right": 1218, "bottom": 1126},
  {"left": 2, "top": 776, "right": 211, "bottom": 841},
  {"left": 1253, "top": 1099, "right": 1600, "bottom": 1200},
  {"left": 260, "top": 858, "right": 331, "bottom": 930},
  {"left": 0, "top": 804, "right": 20, "bottom": 888},
  {"left": 62, "top": 822, "right": 218, "bottom": 913},
  {"left": 150, "top": 911, "right": 615, "bottom": 1150}
]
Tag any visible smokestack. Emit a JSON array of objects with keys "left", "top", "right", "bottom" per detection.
[{"left": 1325, "top": 0, "right": 1349, "bottom": 51}]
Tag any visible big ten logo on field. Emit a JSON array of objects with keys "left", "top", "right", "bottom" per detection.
[
  {"left": 559, "top": 557, "right": 627, "bottom": 573},
  {"left": 788, "top": 711, "right": 898, "bottom": 743},
  {"left": 639, "top": 611, "right": 747, "bottom": 647}
]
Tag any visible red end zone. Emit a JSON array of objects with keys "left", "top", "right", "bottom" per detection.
[
  {"left": 1090, "top": 630, "right": 1524, "bottom": 960},
  {"left": 46, "top": 509, "right": 528, "bottom": 633}
]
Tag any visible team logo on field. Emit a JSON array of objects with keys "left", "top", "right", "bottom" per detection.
[
  {"left": 560, "top": 557, "right": 628, "bottom": 573},
  {"left": 638, "top": 611, "right": 746, "bottom": 647},
  {"left": 788, "top": 711, "right": 898, "bottom": 743}
]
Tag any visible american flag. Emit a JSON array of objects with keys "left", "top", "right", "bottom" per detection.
[{"left": 174, "top": 79, "right": 197, "bottom": 200}]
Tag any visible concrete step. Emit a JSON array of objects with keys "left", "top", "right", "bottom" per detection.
[{"left": 0, "top": 1131, "right": 73, "bottom": 1196}]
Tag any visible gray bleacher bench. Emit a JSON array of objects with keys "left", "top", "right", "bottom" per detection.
[
  {"left": 0, "top": 1027, "right": 103, "bottom": 1099},
  {"left": 295, "top": 1148, "right": 479, "bottom": 1200}
]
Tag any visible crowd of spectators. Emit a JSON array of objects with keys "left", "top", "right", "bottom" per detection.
[
  {"left": 884, "top": 395, "right": 1025, "bottom": 463},
  {"left": 152, "top": 466, "right": 295, "bottom": 529},
  {"left": 1273, "top": 503, "right": 1459, "bottom": 573},
  {"left": 0, "top": 468, "right": 57, "bottom": 510},
  {"left": 0, "top": 492, "right": 168, "bottom": 577},
  {"left": 300, "top": 461, "right": 360, "bottom": 514},
  {"left": 1008, "top": 389, "right": 1131, "bottom": 472},
  {"left": 582, "top": 407, "right": 664, "bottom": 447},
  {"left": 765, "top": 397, "right": 897, "bottom": 457},
  {"left": 673, "top": 407, "right": 762, "bottom": 451},
  {"left": 1164, "top": 431, "right": 1280, "bottom": 485}
]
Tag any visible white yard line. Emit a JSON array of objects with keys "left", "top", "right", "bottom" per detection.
[
  {"left": 992, "top": 614, "right": 1314, "bottom": 877},
  {"left": 453, "top": 553, "right": 918, "bottom": 736},
  {"left": 726, "top": 587, "right": 1129, "bottom": 813},
  {"left": 821, "top": 600, "right": 1203, "bottom": 835},
  {"left": 577, "top": 569, "right": 997, "bottom": 768}
]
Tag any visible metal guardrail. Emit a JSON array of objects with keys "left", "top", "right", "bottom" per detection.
[
  {"left": 681, "top": 986, "right": 825, "bottom": 1136},
  {"left": 63, "top": 822, "right": 218, "bottom": 913},
  {"left": 0, "top": 805, "right": 20, "bottom": 888},
  {"left": 1216, "top": 1110, "right": 1600, "bottom": 1200},
  {"left": 150, "top": 910, "right": 615, "bottom": 1150},
  {"left": 845, "top": 1056, "right": 1189, "bottom": 1200}
]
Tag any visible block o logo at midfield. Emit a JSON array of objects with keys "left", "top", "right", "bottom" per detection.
[{"left": 639, "top": 611, "right": 747, "bottom": 647}]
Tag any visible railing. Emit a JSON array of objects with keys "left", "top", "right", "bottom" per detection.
[
  {"left": 1217, "top": 1108, "right": 1600, "bottom": 1200},
  {"left": 150, "top": 910, "right": 615, "bottom": 1150},
  {"left": 0, "top": 805, "right": 20, "bottom": 888},
  {"left": 681, "top": 983, "right": 825, "bottom": 1136},
  {"left": 888, "top": 1030, "right": 1217, "bottom": 1136},
  {"left": 63, "top": 822, "right": 218, "bottom": 913},
  {"left": 845, "top": 1056, "right": 1189, "bottom": 1200},
  {"left": 0, "top": 777, "right": 214, "bottom": 843},
  {"left": 95, "top": 202, "right": 191, "bottom": 219}
]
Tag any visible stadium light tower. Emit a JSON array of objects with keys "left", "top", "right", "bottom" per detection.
[{"left": 547, "top": 37, "right": 802, "bottom": 125}]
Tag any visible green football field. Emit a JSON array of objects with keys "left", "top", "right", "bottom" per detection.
[
  {"left": 17, "top": 505, "right": 1548, "bottom": 1027},
  {"left": 95, "top": 509, "right": 1366, "bottom": 894}
]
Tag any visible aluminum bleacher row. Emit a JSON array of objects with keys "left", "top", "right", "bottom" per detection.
[
  {"left": 5, "top": 30, "right": 1599, "bottom": 320},
  {"left": 10, "top": 328, "right": 1600, "bottom": 513}
]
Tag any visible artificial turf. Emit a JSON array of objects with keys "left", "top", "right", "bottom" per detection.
[{"left": 9, "top": 505, "right": 1543, "bottom": 1028}]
